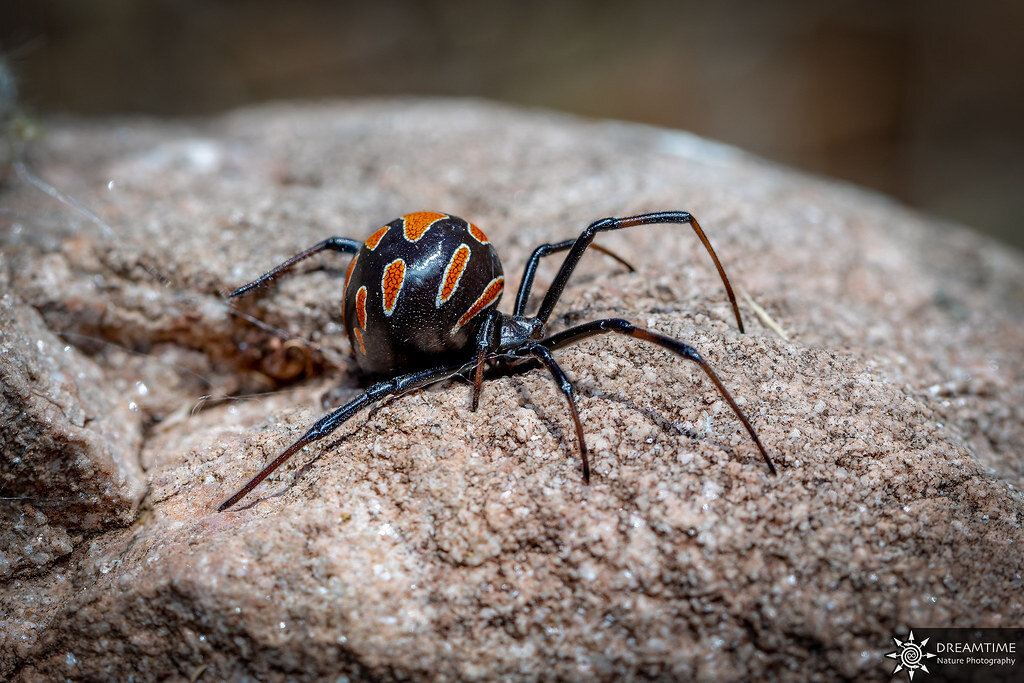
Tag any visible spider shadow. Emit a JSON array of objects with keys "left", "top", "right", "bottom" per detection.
[
  {"left": 226, "top": 358, "right": 719, "bottom": 511},
  {"left": 504, "top": 366, "right": 702, "bottom": 469},
  {"left": 228, "top": 379, "right": 452, "bottom": 509},
  {"left": 229, "top": 429, "right": 357, "bottom": 511},
  {"left": 574, "top": 380, "right": 700, "bottom": 441}
]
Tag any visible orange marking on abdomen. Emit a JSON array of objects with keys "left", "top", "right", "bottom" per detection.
[
  {"left": 381, "top": 259, "right": 406, "bottom": 316},
  {"left": 436, "top": 244, "right": 471, "bottom": 307},
  {"left": 344, "top": 253, "right": 359, "bottom": 291},
  {"left": 402, "top": 211, "right": 447, "bottom": 242},
  {"left": 353, "top": 328, "right": 367, "bottom": 355},
  {"left": 468, "top": 223, "right": 489, "bottom": 244},
  {"left": 365, "top": 226, "right": 389, "bottom": 250},
  {"left": 458, "top": 276, "right": 504, "bottom": 328},
  {"left": 355, "top": 285, "right": 368, "bottom": 329}
]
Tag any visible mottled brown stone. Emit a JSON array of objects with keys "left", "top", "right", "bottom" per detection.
[
  {"left": 1, "top": 100, "right": 1022, "bottom": 680},
  {"left": 0, "top": 292, "right": 143, "bottom": 533}
]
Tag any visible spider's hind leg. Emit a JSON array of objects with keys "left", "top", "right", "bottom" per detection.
[{"left": 229, "top": 237, "right": 362, "bottom": 298}]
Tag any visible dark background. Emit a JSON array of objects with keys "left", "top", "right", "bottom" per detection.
[{"left": 3, "top": 0, "right": 1022, "bottom": 249}]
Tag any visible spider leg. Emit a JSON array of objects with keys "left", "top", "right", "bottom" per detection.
[
  {"left": 472, "top": 346, "right": 486, "bottom": 411},
  {"left": 542, "top": 318, "right": 775, "bottom": 475},
  {"left": 217, "top": 360, "right": 472, "bottom": 511},
  {"left": 229, "top": 237, "right": 362, "bottom": 298},
  {"left": 470, "top": 311, "right": 501, "bottom": 411},
  {"left": 533, "top": 212, "right": 744, "bottom": 332},
  {"left": 524, "top": 345, "right": 591, "bottom": 483},
  {"left": 514, "top": 239, "right": 635, "bottom": 316}
]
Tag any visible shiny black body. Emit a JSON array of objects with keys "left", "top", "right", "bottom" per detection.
[
  {"left": 343, "top": 214, "right": 503, "bottom": 376},
  {"left": 219, "top": 210, "right": 777, "bottom": 511}
]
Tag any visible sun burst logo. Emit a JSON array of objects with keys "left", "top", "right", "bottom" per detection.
[{"left": 886, "top": 630, "right": 937, "bottom": 680}]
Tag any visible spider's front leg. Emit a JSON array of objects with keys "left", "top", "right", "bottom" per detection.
[
  {"left": 531, "top": 212, "right": 744, "bottom": 332},
  {"left": 217, "top": 360, "right": 472, "bottom": 511},
  {"left": 523, "top": 345, "right": 591, "bottom": 483},
  {"left": 513, "top": 239, "right": 635, "bottom": 316},
  {"left": 542, "top": 318, "right": 775, "bottom": 475}
]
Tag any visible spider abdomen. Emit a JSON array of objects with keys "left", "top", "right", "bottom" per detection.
[{"left": 343, "top": 212, "right": 504, "bottom": 376}]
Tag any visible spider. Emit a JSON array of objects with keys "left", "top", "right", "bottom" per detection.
[{"left": 217, "top": 211, "right": 775, "bottom": 511}]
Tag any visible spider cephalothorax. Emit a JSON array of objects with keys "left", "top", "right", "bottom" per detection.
[{"left": 219, "top": 211, "right": 775, "bottom": 511}]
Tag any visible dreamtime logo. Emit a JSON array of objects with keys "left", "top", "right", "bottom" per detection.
[
  {"left": 886, "top": 631, "right": 936, "bottom": 680},
  {"left": 884, "top": 628, "right": 1022, "bottom": 681}
]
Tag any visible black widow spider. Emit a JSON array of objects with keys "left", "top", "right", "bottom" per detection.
[{"left": 218, "top": 211, "right": 775, "bottom": 511}]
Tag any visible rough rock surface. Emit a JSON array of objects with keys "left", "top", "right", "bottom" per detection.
[
  {"left": 0, "top": 290, "right": 143, "bottom": 581},
  {"left": 0, "top": 100, "right": 1022, "bottom": 680}
]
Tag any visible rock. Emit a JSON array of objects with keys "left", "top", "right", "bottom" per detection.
[
  {"left": 0, "top": 292, "right": 144, "bottom": 534},
  {"left": 0, "top": 503, "right": 73, "bottom": 581},
  {"left": 1, "top": 100, "right": 1022, "bottom": 680}
]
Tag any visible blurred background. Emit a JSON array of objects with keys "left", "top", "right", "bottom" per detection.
[{"left": 2, "top": 0, "right": 1022, "bottom": 248}]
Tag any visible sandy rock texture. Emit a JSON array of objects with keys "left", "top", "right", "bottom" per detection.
[
  {"left": 1, "top": 100, "right": 1022, "bottom": 680},
  {"left": 0, "top": 291, "right": 143, "bottom": 580}
]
